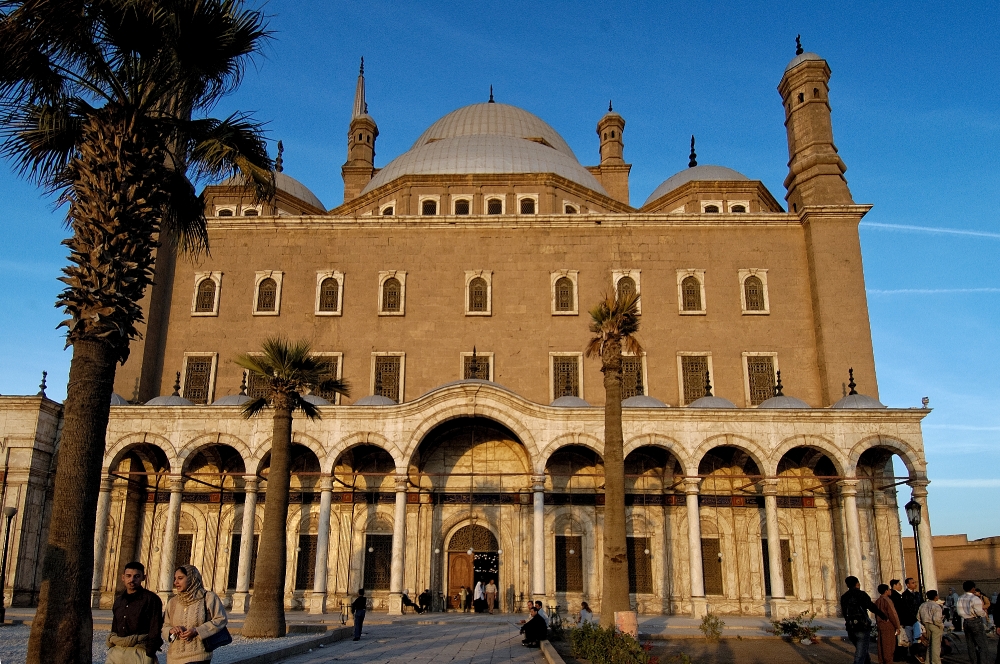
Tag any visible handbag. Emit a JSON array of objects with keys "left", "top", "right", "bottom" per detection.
[{"left": 201, "top": 596, "right": 233, "bottom": 652}]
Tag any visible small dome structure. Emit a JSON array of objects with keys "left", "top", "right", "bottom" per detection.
[
  {"left": 550, "top": 396, "right": 590, "bottom": 407},
  {"left": 644, "top": 165, "right": 749, "bottom": 206},
  {"left": 301, "top": 394, "right": 331, "bottom": 406},
  {"left": 211, "top": 394, "right": 251, "bottom": 406},
  {"left": 785, "top": 51, "right": 824, "bottom": 72},
  {"left": 110, "top": 393, "right": 130, "bottom": 406},
  {"left": 145, "top": 394, "right": 194, "bottom": 406},
  {"left": 354, "top": 395, "right": 397, "bottom": 406},
  {"left": 622, "top": 395, "right": 669, "bottom": 408},
  {"left": 221, "top": 171, "right": 324, "bottom": 211},
  {"left": 758, "top": 395, "right": 810, "bottom": 409},
  {"left": 687, "top": 395, "right": 737, "bottom": 409},
  {"left": 832, "top": 394, "right": 886, "bottom": 409}
]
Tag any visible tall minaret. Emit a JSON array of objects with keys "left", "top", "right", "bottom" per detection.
[
  {"left": 777, "top": 37, "right": 853, "bottom": 211},
  {"left": 342, "top": 57, "right": 378, "bottom": 203},
  {"left": 592, "top": 101, "right": 631, "bottom": 205}
]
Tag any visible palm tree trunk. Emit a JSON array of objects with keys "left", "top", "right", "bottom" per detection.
[
  {"left": 27, "top": 339, "right": 118, "bottom": 664},
  {"left": 600, "top": 341, "right": 630, "bottom": 626},
  {"left": 242, "top": 404, "right": 292, "bottom": 638}
]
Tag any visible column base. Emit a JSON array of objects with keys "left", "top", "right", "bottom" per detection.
[
  {"left": 768, "top": 597, "right": 790, "bottom": 619},
  {"left": 387, "top": 593, "right": 403, "bottom": 616},
  {"left": 690, "top": 596, "right": 709, "bottom": 618},
  {"left": 91, "top": 590, "right": 102, "bottom": 609},
  {"left": 309, "top": 592, "right": 328, "bottom": 615},
  {"left": 231, "top": 591, "right": 251, "bottom": 614}
]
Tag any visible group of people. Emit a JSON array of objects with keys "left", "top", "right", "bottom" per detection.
[
  {"left": 518, "top": 600, "right": 595, "bottom": 648},
  {"left": 106, "top": 561, "right": 228, "bottom": 664},
  {"left": 841, "top": 575, "right": 1000, "bottom": 664},
  {"left": 401, "top": 588, "right": 433, "bottom": 614},
  {"left": 454, "top": 579, "right": 499, "bottom": 613}
]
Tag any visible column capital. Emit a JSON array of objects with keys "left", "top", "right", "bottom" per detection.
[
  {"left": 907, "top": 478, "right": 930, "bottom": 497},
  {"left": 531, "top": 475, "right": 546, "bottom": 492},
  {"left": 682, "top": 477, "right": 702, "bottom": 495},
  {"left": 99, "top": 477, "right": 114, "bottom": 493},
  {"left": 761, "top": 478, "right": 779, "bottom": 496},
  {"left": 394, "top": 475, "right": 409, "bottom": 493},
  {"left": 318, "top": 477, "right": 334, "bottom": 492},
  {"left": 168, "top": 477, "right": 185, "bottom": 492},
  {"left": 243, "top": 477, "right": 260, "bottom": 492},
  {"left": 838, "top": 479, "right": 859, "bottom": 495}
]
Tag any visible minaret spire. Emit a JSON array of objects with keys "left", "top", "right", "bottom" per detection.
[
  {"left": 352, "top": 56, "right": 367, "bottom": 118},
  {"left": 275, "top": 140, "right": 284, "bottom": 173},
  {"left": 688, "top": 135, "right": 697, "bottom": 168},
  {"left": 489, "top": 85, "right": 494, "bottom": 103}
]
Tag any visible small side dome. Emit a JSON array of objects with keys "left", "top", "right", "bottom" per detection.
[
  {"left": 622, "top": 395, "right": 669, "bottom": 408},
  {"left": 301, "top": 394, "right": 331, "bottom": 406},
  {"left": 212, "top": 394, "right": 251, "bottom": 406},
  {"left": 758, "top": 395, "right": 810, "bottom": 409},
  {"left": 785, "top": 51, "right": 824, "bottom": 73},
  {"left": 551, "top": 396, "right": 590, "bottom": 407},
  {"left": 832, "top": 394, "right": 886, "bottom": 409},
  {"left": 110, "top": 393, "right": 130, "bottom": 406},
  {"left": 687, "top": 395, "right": 737, "bottom": 409},
  {"left": 145, "top": 395, "right": 194, "bottom": 406},
  {"left": 644, "top": 165, "right": 749, "bottom": 207},
  {"left": 354, "top": 395, "right": 397, "bottom": 406}
]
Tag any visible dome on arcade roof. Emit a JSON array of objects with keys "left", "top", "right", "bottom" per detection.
[
  {"left": 643, "top": 165, "right": 749, "bottom": 206},
  {"left": 550, "top": 395, "right": 590, "bottom": 407},
  {"left": 622, "top": 395, "right": 669, "bottom": 408},
  {"left": 301, "top": 394, "right": 331, "bottom": 406},
  {"left": 110, "top": 393, "right": 130, "bottom": 406},
  {"left": 211, "top": 393, "right": 251, "bottom": 406},
  {"left": 686, "top": 395, "right": 737, "bottom": 409},
  {"left": 831, "top": 369, "right": 886, "bottom": 409},
  {"left": 758, "top": 395, "right": 810, "bottom": 409},
  {"left": 354, "top": 395, "right": 397, "bottom": 406},
  {"left": 145, "top": 394, "right": 194, "bottom": 406}
]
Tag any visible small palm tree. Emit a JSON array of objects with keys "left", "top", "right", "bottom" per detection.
[
  {"left": 585, "top": 290, "right": 642, "bottom": 626},
  {"left": 236, "top": 337, "right": 350, "bottom": 638}
]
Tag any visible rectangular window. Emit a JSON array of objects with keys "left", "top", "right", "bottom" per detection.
[
  {"left": 626, "top": 537, "right": 653, "bottom": 594},
  {"left": 622, "top": 356, "right": 645, "bottom": 399},
  {"left": 374, "top": 356, "right": 402, "bottom": 402},
  {"left": 316, "top": 356, "right": 340, "bottom": 401},
  {"left": 182, "top": 356, "right": 215, "bottom": 404},
  {"left": 555, "top": 536, "right": 584, "bottom": 592},
  {"left": 681, "top": 355, "right": 709, "bottom": 405},
  {"left": 246, "top": 370, "right": 268, "bottom": 400},
  {"left": 294, "top": 534, "right": 318, "bottom": 590},
  {"left": 701, "top": 538, "right": 724, "bottom": 595},
  {"left": 762, "top": 539, "right": 795, "bottom": 597},
  {"left": 363, "top": 534, "right": 392, "bottom": 590},
  {"left": 227, "top": 533, "right": 260, "bottom": 589},
  {"left": 552, "top": 356, "right": 580, "bottom": 399},
  {"left": 175, "top": 534, "right": 194, "bottom": 568},
  {"left": 746, "top": 355, "right": 776, "bottom": 406},
  {"left": 463, "top": 355, "right": 490, "bottom": 380}
]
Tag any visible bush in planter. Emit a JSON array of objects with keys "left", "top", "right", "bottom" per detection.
[
  {"left": 770, "top": 611, "right": 820, "bottom": 642},
  {"left": 699, "top": 613, "right": 725, "bottom": 642},
  {"left": 569, "top": 623, "right": 657, "bottom": 663}
]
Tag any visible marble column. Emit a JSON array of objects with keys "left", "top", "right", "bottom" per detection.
[
  {"left": 532, "top": 474, "right": 546, "bottom": 601},
  {"left": 388, "top": 475, "right": 408, "bottom": 615},
  {"left": 309, "top": 478, "right": 334, "bottom": 614},
  {"left": 839, "top": 479, "right": 864, "bottom": 587},
  {"left": 157, "top": 478, "right": 185, "bottom": 600},
  {"left": 762, "top": 479, "right": 788, "bottom": 617},
  {"left": 91, "top": 477, "right": 114, "bottom": 608},
  {"left": 684, "top": 478, "right": 707, "bottom": 617},
  {"left": 231, "top": 478, "right": 258, "bottom": 613},
  {"left": 908, "top": 479, "right": 937, "bottom": 592}
]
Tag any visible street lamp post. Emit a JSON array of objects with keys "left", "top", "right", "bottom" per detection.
[
  {"left": 0, "top": 506, "right": 18, "bottom": 623},
  {"left": 904, "top": 499, "right": 924, "bottom": 597}
]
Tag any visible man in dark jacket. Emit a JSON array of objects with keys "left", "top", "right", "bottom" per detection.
[
  {"left": 901, "top": 578, "right": 924, "bottom": 654},
  {"left": 841, "top": 575, "right": 888, "bottom": 664},
  {"left": 351, "top": 589, "right": 367, "bottom": 641},
  {"left": 520, "top": 606, "right": 547, "bottom": 648},
  {"left": 107, "top": 561, "right": 162, "bottom": 663}
]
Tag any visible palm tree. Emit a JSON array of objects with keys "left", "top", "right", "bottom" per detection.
[
  {"left": 585, "top": 290, "right": 642, "bottom": 626},
  {"left": 1, "top": 1, "right": 273, "bottom": 661},
  {"left": 236, "top": 337, "right": 350, "bottom": 637}
]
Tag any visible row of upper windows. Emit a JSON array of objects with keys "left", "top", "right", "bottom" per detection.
[
  {"left": 177, "top": 350, "right": 782, "bottom": 408},
  {"left": 191, "top": 269, "right": 771, "bottom": 317},
  {"left": 378, "top": 195, "right": 580, "bottom": 217}
]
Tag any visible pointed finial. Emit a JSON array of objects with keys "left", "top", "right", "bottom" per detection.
[
  {"left": 847, "top": 368, "right": 857, "bottom": 395},
  {"left": 704, "top": 371, "right": 713, "bottom": 397},
  {"left": 275, "top": 140, "right": 284, "bottom": 173},
  {"left": 774, "top": 370, "right": 784, "bottom": 397},
  {"left": 37, "top": 370, "right": 47, "bottom": 397},
  {"left": 172, "top": 372, "right": 181, "bottom": 397},
  {"left": 609, "top": 100, "right": 613, "bottom": 112},
  {"left": 795, "top": 35, "right": 803, "bottom": 56},
  {"left": 688, "top": 135, "right": 697, "bottom": 168},
  {"left": 360, "top": 56, "right": 364, "bottom": 75},
  {"left": 489, "top": 85, "right": 494, "bottom": 103},
  {"left": 239, "top": 372, "right": 247, "bottom": 396},
  {"left": 132, "top": 377, "right": 140, "bottom": 404}
]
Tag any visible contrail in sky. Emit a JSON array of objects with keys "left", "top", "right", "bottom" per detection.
[
  {"left": 867, "top": 288, "right": 1000, "bottom": 295},
  {"left": 859, "top": 222, "right": 1000, "bottom": 239}
]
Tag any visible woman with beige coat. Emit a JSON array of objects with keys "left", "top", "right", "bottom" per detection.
[{"left": 162, "top": 565, "right": 228, "bottom": 663}]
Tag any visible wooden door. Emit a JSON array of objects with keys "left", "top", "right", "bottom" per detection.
[{"left": 448, "top": 553, "right": 473, "bottom": 609}]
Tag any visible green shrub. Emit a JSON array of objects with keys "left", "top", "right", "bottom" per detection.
[
  {"left": 569, "top": 623, "right": 657, "bottom": 663},
  {"left": 770, "top": 611, "right": 820, "bottom": 642},
  {"left": 699, "top": 613, "right": 725, "bottom": 641}
]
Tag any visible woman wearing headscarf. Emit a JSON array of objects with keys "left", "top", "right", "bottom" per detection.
[
  {"left": 473, "top": 581, "right": 485, "bottom": 613},
  {"left": 162, "top": 564, "right": 228, "bottom": 664}
]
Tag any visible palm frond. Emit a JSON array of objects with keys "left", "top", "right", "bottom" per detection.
[
  {"left": 293, "top": 393, "right": 320, "bottom": 420},
  {"left": 240, "top": 396, "right": 268, "bottom": 419},
  {"left": 584, "top": 290, "right": 643, "bottom": 361},
  {"left": 182, "top": 113, "right": 273, "bottom": 201}
]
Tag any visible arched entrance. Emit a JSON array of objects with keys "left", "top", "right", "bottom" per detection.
[{"left": 447, "top": 524, "right": 499, "bottom": 610}]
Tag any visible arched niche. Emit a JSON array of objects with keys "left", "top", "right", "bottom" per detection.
[
  {"left": 183, "top": 443, "right": 247, "bottom": 491},
  {"left": 624, "top": 445, "right": 683, "bottom": 493},
  {"left": 409, "top": 417, "right": 531, "bottom": 492},
  {"left": 333, "top": 444, "right": 396, "bottom": 492},
  {"left": 260, "top": 444, "right": 322, "bottom": 491},
  {"left": 544, "top": 444, "right": 604, "bottom": 492},
  {"left": 698, "top": 445, "right": 763, "bottom": 495}
]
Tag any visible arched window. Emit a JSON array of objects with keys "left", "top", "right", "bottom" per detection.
[
  {"left": 381, "top": 206, "right": 394, "bottom": 216},
  {"left": 743, "top": 275, "right": 765, "bottom": 311},
  {"left": 681, "top": 276, "right": 702, "bottom": 311},
  {"left": 243, "top": 208, "right": 259, "bottom": 216},
  {"left": 617, "top": 276, "right": 637, "bottom": 302},
  {"left": 520, "top": 198, "right": 536, "bottom": 214},
  {"left": 731, "top": 204, "right": 747, "bottom": 213},
  {"left": 704, "top": 205, "right": 719, "bottom": 213},
  {"left": 454, "top": 199, "right": 470, "bottom": 215},
  {"left": 468, "top": 277, "right": 488, "bottom": 312},
  {"left": 382, "top": 277, "right": 401, "bottom": 312},
  {"left": 555, "top": 277, "right": 574, "bottom": 312},
  {"left": 217, "top": 209, "right": 234, "bottom": 217},
  {"left": 564, "top": 205, "right": 578, "bottom": 214},
  {"left": 486, "top": 198, "right": 503, "bottom": 215},
  {"left": 318, "top": 277, "right": 339, "bottom": 312},
  {"left": 195, "top": 279, "right": 216, "bottom": 313},
  {"left": 256, "top": 278, "right": 277, "bottom": 312},
  {"left": 421, "top": 199, "right": 437, "bottom": 215}
]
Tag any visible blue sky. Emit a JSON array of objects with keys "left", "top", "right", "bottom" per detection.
[{"left": 1, "top": 1, "right": 997, "bottom": 538}]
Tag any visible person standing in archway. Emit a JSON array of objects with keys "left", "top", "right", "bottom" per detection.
[{"left": 485, "top": 579, "right": 497, "bottom": 614}]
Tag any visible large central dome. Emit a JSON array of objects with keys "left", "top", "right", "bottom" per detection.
[{"left": 361, "top": 103, "right": 607, "bottom": 196}]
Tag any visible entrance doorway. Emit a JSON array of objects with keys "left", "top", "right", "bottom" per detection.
[{"left": 447, "top": 524, "right": 499, "bottom": 610}]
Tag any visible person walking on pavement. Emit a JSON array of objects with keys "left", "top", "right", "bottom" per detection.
[
  {"left": 956, "top": 580, "right": 989, "bottom": 664},
  {"left": 947, "top": 587, "right": 962, "bottom": 631},
  {"left": 162, "top": 564, "right": 228, "bottom": 664},
  {"left": 841, "top": 576, "right": 887, "bottom": 664},
  {"left": 875, "top": 583, "right": 902, "bottom": 664},
  {"left": 458, "top": 585, "right": 469, "bottom": 613},
  {"left": 107, "top": 561, "right": 162, "bottom": 664},
  {"left": 919, "top": 590, "right": 945, "bottom": 664},
  {"left": 351, "top": 589, "right": 367, "bottom": 641},
  {"left": 485, "top": 579, "right": 497, "bottom": 614}
]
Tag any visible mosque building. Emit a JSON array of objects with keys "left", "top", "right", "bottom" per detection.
[{"left": 0, "top": 44, "right": 936, "bottom": 619}]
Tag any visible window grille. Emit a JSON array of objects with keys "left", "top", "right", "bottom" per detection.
[
  {"left": 318, "top": 277, "right": 339, "bottom": 312},
  {"left": 421, "top": 199, "right": 437, "bottom": 215},
  {"left": 464, "top": 355, "right": 490, "bottom": 380},
  {"left": 257, "top": 278, "right": 277, "bottom": 311},
  {"left": 704, "top": 205, "right": 719, "bottom": 213},
  {"left": 246, "top": 370, "right": 268, "bottom": 400},
  {"left": 743, "top": 275, "right": 765, "bottom": 311},
  {"left": 468, "top": 277, "right": 488, "bottom": 312},
  {"left": 627, "top": 537, "right": 652, "bottom": 593},
  {"left": 315, "top": 357, "right": 340, "bottom": 401},
  {"left": 556, "top": 536, "right": 584, "bottom": 592},
  {"left": 195, "top": 279, "right": 216, "bottom": 312},
  {"left": 363, "top": 534, "right": 393, "bottom": 590},
  {"left": 243, "top": 209, "right": 259, "bottom": 216},
  {"left": 762, "top": 539, "right": 795, "bottom": 597},
  {"left": 294, "top": 534, "right": 318, "bottom": 590},
  {"left": 553, "top": 356, "right": 580, "bottom": 398},
  {"left": 374, "top": 356, "right": 401, "bottom": 402},
  {"left": 183, "top": 356, "right": 214, "bottom": 404},
  {"left": 731, "top": 204, "right": 747, "bottom": 213},
  {"left": 228, "top": 534, "right": 259, "bottom": 589},
  {"left": 746, "top": 355, "right": 776, "bottom": 406},
  {"left": 520, "top": 198, "right": 536, "bottom": 214},
  {"left": 617, "top": 276, "right": 637, "bottom": 302},
  {"left": 701, "top": 538, "right": 724, "bottom": 595},
  {"left": 681, "top": 355, "right": 709, "bottom": 405},
  {"left": 382, "top": 206, "right": 394, "bottom": 215},
  {"left": 381, "top": 278, "right": 401, "bottom": 312},
  {"left": 217, "top": 209, "right": 234, "bottom": 217},
  {"left": 486, "top": 198, "right": 503, "bottom": 215},
  {"left": 448, "top": 525, "right": 498, "bottom": 551},
  {"left": 622, "top": 357, "right": 644, "bottom": 399},
  {"left": 681, "top": 276, "right": 702, "bottom": 311},
  {"left": 455, "top": 199, "right": 470, "bottom": 215},
  {"left": 176, "top": 534, "right": 194, "bottom": 568},
  {"left": 565, "top": 205, "right": 578, "bottom": 214},
  {"left": 555, "top": 277, "right": 574, "bottom": 311}
]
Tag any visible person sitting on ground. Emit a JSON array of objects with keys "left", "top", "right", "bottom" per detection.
[
  {"left": 577, "top": 601, "right": 596, "bottom": 625},
  {"left": 520, "top": 606, "right": 547, "bottom": 648},
  {"left": 107, "top": 561, "right": 162, "bottom": 664},
  {"left": 534, "top": 600, "right": 549, "bottom": 626},
  {"left": 418, "top": 588, "right": 432, "bottom": 613}
]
